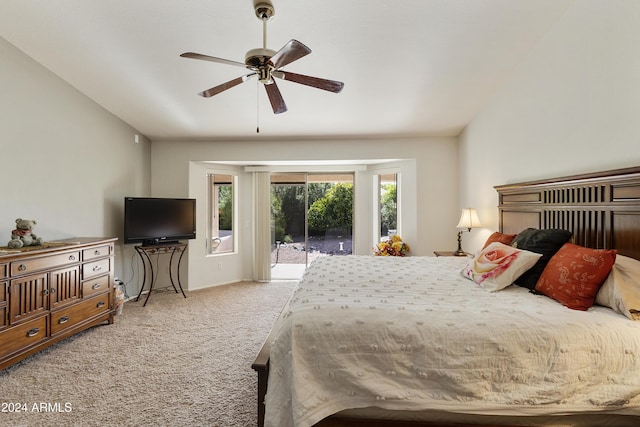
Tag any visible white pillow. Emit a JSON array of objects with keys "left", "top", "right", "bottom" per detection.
[
  {"left": 595, "top": 255, "right": 640, "bottom": 320},
  {"left": 461, "top": 242, "right": 542, "bottom": 292}
]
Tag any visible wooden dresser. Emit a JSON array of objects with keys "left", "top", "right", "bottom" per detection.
[{"left": 0, "top": 237, "right": 117, "bottom": 370}]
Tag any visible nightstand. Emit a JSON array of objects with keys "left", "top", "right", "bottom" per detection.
[{"left": 434, "top": 251, "right": 471, "bottom": 257}]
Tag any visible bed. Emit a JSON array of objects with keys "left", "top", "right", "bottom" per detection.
[{"left": 252, "top": 166, "right": 640, "bottom": 427}]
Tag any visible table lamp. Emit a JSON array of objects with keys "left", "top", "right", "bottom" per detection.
[{"left": 454, "top": 208, "right": 481, "bottom": 256}]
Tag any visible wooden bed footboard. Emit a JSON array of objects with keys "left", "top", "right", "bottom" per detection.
[{"left": 251, "top": 334, "right": 272, "bottom": 427}]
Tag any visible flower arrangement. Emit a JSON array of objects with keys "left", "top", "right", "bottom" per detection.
[{"left": 374, "top": 235, "right": 410, "bottom": 256}]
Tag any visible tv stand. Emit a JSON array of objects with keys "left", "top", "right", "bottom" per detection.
[
  {"left": 134, "top": 242, "right": 187, "bottom": 306},
  {"left": 142, "top": 239, "right": 180, "bottom": 246}
]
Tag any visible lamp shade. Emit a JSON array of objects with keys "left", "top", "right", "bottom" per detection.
[{"left": 456, "top": 208, "right": 481, "bottom": 229}]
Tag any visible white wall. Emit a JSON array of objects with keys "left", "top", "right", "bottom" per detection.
[
  {"left": 152, "top": 137, "right": 458, "bottom": 288},
  {"left": 0, "top": 36, "right": 151, "bottom": 297},
  {"left": 186, "top": 161, "right": 247, "bottom": 290},
  {"left": 459, "top": 0, "right": 640, "bottom": 253}
]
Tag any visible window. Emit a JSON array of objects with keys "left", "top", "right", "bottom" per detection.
[
  {"left": 209, "top": 174, "right": 234, "bottom": 254},
  {"left": 378, "top": 173, "right": 398, "bottom": 241}
]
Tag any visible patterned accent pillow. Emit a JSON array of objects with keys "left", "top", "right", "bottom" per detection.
[
  {"left": 482, "top": 231, "right": 517, "bottom": 250},
  {"left": 595, "top": 254, "right": 640, "bottom": 319},
  {"left": 461, "top": 242, "right": 542, "bottom": 292},
  {"left": 510, "top": 228, "right": 573, "bottom": 290},
  {"left": 535, "top": 243, "right": 617, "bottom": 311}
]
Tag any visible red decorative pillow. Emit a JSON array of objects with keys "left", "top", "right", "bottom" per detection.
[
  {"left": 535, "top": 243, "right": 617, "bottom": 311},
  {"left": 482, "top": 232, "right": 517, "bottom": 249}
]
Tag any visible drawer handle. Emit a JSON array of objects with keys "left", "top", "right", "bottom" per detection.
[
  {"left": 96, "top": 301, "right": 105, "bottom": 308},
  {"left": 92, "top": 265, "right": 103, "bottom": 272},
  {"left": 49, "top": 288, "right": 57, "bottom": 294},
  {"left": 69, "top": 255, "right": 76, "bottom": 261},
  {"left": 92, "top": 283, "right": 102, "bottom": 290},
  {"left": 43, "top": 289, "right": 49, "bottom": 296},
  {"left": 27, "top": 328, "right": 40, "bottom": 337},
  {"left": 59, "top": 316, "right": 70, "bottom": 324},
  {"left": 18, "top": 264, "right": 27, "bottom": 271},
  {"left": 94, "top": 250, "right": 101, "bottom": 256}
]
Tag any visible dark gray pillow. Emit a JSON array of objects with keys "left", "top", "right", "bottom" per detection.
[{"left": 511, "top": 228, "right": 573, "bottom": 290}]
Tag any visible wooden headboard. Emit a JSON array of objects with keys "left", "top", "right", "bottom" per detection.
[{"left": 495, "top": 166, "right": 640, "bottom": 261}]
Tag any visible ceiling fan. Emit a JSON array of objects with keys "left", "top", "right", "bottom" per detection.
[{"left": 180, "top": 1, "right": 344, "bottom": 115}]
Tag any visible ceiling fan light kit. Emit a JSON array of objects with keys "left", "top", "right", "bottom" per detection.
[{"left": 180, "top": 0, "right": 344, "bottom": 115}]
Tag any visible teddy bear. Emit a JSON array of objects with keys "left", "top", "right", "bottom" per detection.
[{"left": 7, "top": 218, "right": 44, "bottom": 249}]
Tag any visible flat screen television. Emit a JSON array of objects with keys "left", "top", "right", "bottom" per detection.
[{"left": 124, "top": 197, "right": 196, "bottom": 245}]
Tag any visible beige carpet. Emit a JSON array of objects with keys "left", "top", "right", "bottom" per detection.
[{"left": 0, "top": 280, "right": 297, "bottom": 427}]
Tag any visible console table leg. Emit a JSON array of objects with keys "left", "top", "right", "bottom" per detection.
[
  {"left": 168, "top": 247, "right": 180, "bottom": 294},
  {"left": 175, "top": 247, "right": 187, "bottom": 298},
  {"left": 142, "top": 251, "right": 155, "bottom": 307},
  {"left": 135, "top": 248, "right": 151, "bottom": 303}
]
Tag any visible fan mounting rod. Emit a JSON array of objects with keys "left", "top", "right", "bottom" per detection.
[
  {"left": 246, "top": 2, "right": 276, "bottom": 83},
  {"left": 255, "top": 2, "right": 274, "bottom": 50}
]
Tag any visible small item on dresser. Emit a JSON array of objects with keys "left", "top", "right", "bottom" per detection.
[{"left": 7, "top": 218, "right": 44, "bottom": 249}]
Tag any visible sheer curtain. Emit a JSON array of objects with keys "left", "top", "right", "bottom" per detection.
[{"left": 253, "top": 171, "right": 271, "bottom": 281}]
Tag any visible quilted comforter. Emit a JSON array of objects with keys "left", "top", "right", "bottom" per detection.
[{"left": 264, "top": 256, "right": 640, "bottom": 427}]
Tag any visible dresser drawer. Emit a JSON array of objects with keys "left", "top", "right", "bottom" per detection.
[
  {"left": 1, "top": 281, "right": 7, "bottom": 329},
  {"left": 82, "top": 258, "right": 111, "bottom": 280},
  {"left": 0, "top": 316, "right": 48, "bottom": 359},
  {"left": 10, "top": 251, "right": 80, "bottom": 276},
  {"left": 83, "top": 244, "right": 113, "bottom": 261},
  {"left": 0, "top": 306, "right": 6, "bottom": 329},
  {"left": 82, "top": 274, "right": 110, "bottom": 299},
  {"left": 51, "top": 293, "right": 110, "bottom": 335}
]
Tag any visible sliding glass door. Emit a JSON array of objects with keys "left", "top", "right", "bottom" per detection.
[
  {"left": 271, "top": 174, "right": 307, "bottom": 267},
  {"left": 270, "top": 173, "right": 353, "bottom": 279}
]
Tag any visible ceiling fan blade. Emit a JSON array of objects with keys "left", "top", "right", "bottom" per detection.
[
  {"left": 180, "top": 52, "right": 247, "bottom": 69},
  {"left": 198, "top": 73, "right": 257, "bottom": 98},
  {"left": 268, "top": 39, "right": 312, "bottom": 70},
  {"left": 264, "top": 80, "right": 288, "bottom": 114},
  {"left": 273, "top": 70, "right": 344, "bottom": 93}
]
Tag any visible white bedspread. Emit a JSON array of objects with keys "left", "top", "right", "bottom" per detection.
[{"left": 264, "top": 256, "right": 640, "bottom": 427}]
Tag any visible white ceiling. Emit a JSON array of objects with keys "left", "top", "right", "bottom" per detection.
[{"left": 0, "top": 0, "right": 572, "bottom": 141}]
